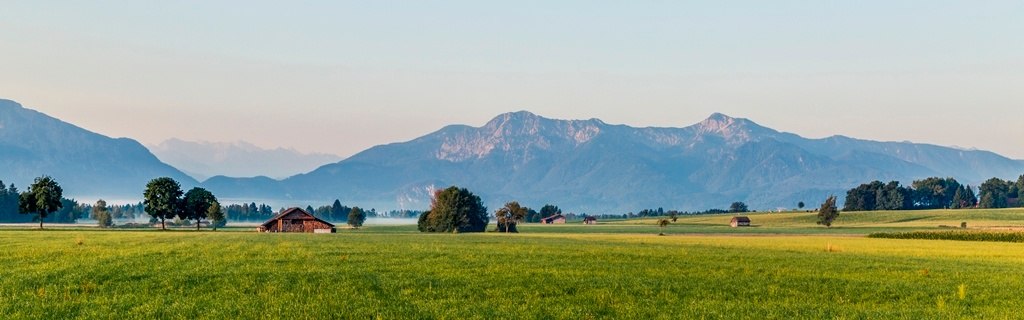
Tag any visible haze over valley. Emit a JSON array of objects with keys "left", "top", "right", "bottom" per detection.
[{"left": 149, "top": 139, "right": 342, "bottom": 180}]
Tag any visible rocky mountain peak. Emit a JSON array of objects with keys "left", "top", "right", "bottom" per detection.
[
  {"left": 436, "top": 111, "right": 605, "bottom": 162},
  {"left": 691, "top": 113, "right": 772, "bottom": 143}
]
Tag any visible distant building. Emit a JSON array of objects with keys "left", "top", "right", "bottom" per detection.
[
  {"left": 583, "top": 216, "right": 597, "bottom": 225},
  {"left": 730, "top": 216, "right": 751, "bottom": 228},
  {"left": 540, "top": 214, "right": 566, "bottom": 224},
  {"left": 257, "top": 207, "right": 336, "bottom": 233}
]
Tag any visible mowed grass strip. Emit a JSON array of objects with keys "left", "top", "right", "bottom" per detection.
[{"left": 1, "top": 230, "right": 1023, "bottom": 319}]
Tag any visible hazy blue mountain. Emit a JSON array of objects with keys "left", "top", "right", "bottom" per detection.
[
  {"left": 149, "top": 139, "right": 342, "bottom": 180},
  {"left": 0, "top": 99, "right": 197, "bottom": 200},
  {"left": 205, "top": 111, "right": 1024, "bottom": 213}
]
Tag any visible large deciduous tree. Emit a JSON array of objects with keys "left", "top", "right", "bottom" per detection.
[
  {"left": 417, "top": 186, "right": 488, "bottom": 233},
  {"left": 911, "top": 177, "right": 961, "bottom": 209},
  {"left": 496, "top": 201, "right": 529, "bottom": 233},
  {"left": 817, "top": 195, "right": 839, "bottom": 228},
  {"left": 18, "top": 176, "right": 63, "bottom": 229},
  {"left": 143, "top": 177, "right": 183, "bottom": 230},
  {"left": 182, "top": 187, "right": 217, "bottom": 230}
]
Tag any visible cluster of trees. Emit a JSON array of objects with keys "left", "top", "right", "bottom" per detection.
[
  {"left": 92, "top": 200, "right": 112, "bottom": 228},
  {"left": 223, "top": 203, "right": 276, "bottom": 222},
  {"left": 142, "top": 177, "right": 225, "bottom": 230},
  {"left": 304, "top": 200, "right": 378, "bottom": 222},
  {"left": 524, "top": 205, "right": 559, "bottom": 223},
  {"left": 83, "top": 202, "right": 145, "bottom": 224},
  {"left": 844, "top": 180, "right": 915, "bottom": 211},
  {"left": 105, "top": 203, "right": 145, "bottom": 221},
  {"left": 845, "top": 175, "right": 1024, "bottom": 211},
  {"left": 417, "top": 186, "right": 489, "bottom": 233},
  {"left": 978, "top": 176, "right": 1024, "bottom": 208},
  {"left": 384, "top": 209, "right": 423, "bottom": 219}
]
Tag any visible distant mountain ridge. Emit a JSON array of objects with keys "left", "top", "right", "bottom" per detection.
[
  {"left": 3, "top": 97, "right": 1021, "bottom": 211},
  {"left": 0, "top": 99, "right": 196, "bottom": 199},
  {"left": 204, "top": 111, "right": 1024, "bottom": 212},
  {"left": 149, "top": 139, "right": 342, "bottom": 180}
]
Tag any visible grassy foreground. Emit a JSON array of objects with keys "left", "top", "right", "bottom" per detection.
[{"left": 2, "top": 229, "right": 1024, "bottom": 319}]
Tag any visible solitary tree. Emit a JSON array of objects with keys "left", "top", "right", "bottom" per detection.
[
  {"left": 495, "top": 201, "right": 529, "bottom": 233},
  {"left": 18, "top": 176, "right": 64, "bottom": 229},
  {"left": 207, "top": 201, "right": 225, "bottom": 231},
  {"left": 181, "top": 187, "right": 217, "bottom": 230},
  {"left": 798, "top": 201, "right": 805, "bottom": 210},
  {"left": 143, "top": 177, "right": 183, "bottom": 230},
  {"left": 417, "top": 186, "right": 488, "bottom": 233},
  {"left": 93, "top": 199, "right": 112, "bottom": 228},
  {"left": 348, "top": 206, "right": 366, "bottom": 228},
  {"left": 817, "top": 195, "right": 839, "bottom": 228},
  {"left": 669, "top": 211, "right": 679, "bottom": 222}
]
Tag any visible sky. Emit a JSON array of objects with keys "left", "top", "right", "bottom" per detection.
[{"left": 2, "top": 1, "right": 1022, "bottom": 158}]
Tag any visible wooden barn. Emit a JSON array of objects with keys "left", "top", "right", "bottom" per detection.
[
  {"left": 257, "top": 207, "right": 336, "bottom": 233},
  {"left": 730, "top": 216, "right": 751, "bottom": 228},
  {"left": 583, "top": 216, "right": 597, "bottom": 225},
  {"left": 540, "top": 214, "right": 566, "bottom": 224}
]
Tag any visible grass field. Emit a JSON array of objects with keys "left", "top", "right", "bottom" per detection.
[{"left": 2, "top": 209, "right": 1024, "bottom": 319}]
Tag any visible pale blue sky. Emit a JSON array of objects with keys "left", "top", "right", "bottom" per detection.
[{"left": 2, "top": 1, "right": 1022, "bottom": 158}]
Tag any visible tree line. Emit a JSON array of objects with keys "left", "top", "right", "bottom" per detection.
[
  {"left": 1, "top": 178, "right": 93, "bottom": 225},
  {"left": 414, "top": 185, "right": 759, "bottom": 234},
  {"left": 0, "top": 176, "right": 93, "bottom": 227},
  {"left": 844, "top": 175, "right": 1024, "bottom": 211},
  {"left": 303, "top": 200, "right": 378, "bottom": 222},
  {"left": 416, "top": 186, "right": 550, "bottom": 233}
]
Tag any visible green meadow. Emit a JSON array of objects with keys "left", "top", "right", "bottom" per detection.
[{"left": 2, "top": 209, "right": 1024, "bottom": 319}]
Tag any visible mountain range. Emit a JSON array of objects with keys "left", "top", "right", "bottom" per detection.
[
  {"left": 149, "top": 139, "right": 342, "bottom": 180},
  {"left": 0, "top": 99, "right": 196, "bottom": 199},
  {"left": 3, "top": 97, "right": 1023, "bottom": 212},
  {"left": 205, "top": 111, "right": 1024, "bottom": 212}
]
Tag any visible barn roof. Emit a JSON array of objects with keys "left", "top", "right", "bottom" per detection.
[
  {"left": 260, "top": 207, "right": 335, "bottom": 228},
  {"left": 732, "top": 216, "right": 751, "bottom": 222},
  {"left": 541, "top": 214, "right": 565, "bottom": 221}
]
